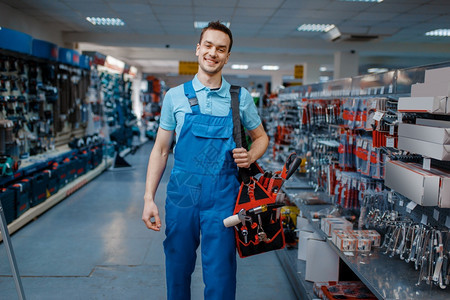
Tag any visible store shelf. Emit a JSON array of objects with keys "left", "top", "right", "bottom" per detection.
[
  {"left": 0, "top": 158, "right": 112, "bottom": 242},
  {"left": 286, "top": 186, "right": 449, "bottom": 300}
]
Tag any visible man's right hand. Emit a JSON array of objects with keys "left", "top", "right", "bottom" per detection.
[{"left": 142, "top": 201, "right": 162, "bottom": 231}]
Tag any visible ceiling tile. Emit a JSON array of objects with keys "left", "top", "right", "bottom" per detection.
[
  {"left": 194, "top": 0, "right": 238, "bottom": 7},
  {"left": 237, "top": 0, "right": 285, "bottom": 9},
  {"left": 154, "top": 14, "right": 194, "bottom": 22},
  {"left": 367, "top": 26, "right": 400, "bottom": 36},
  {"left": 393, "top": 13, "right": 435, "bottom": 22},
  {"left": 109, "top": 3, "right": 153, "bottom": 15},
  {"left": 366, "top": 3, "right": 422, "bottom": 13},
  {"left": 308, "top": 10, "right": 358, "bottom": 20},
  {"left": 281, "top": 0, "right": 332, "bottom": 10},
  {"left": 233, "top": 8, "right": 275, "bottom": 17},
  {"left": 323, "top": 1, "right": 378, "bottom": 12},
  {"left": 148, "top": 0, "right": 189, "bottom": 5},
  {"left": 194, "top": 7, "right": 234, "bottom": 16},
  {"left": 338, "top": 26, "right": 370, "bottom": 35},
  {"left": 407, "top": 4, "right": 450, "bottom": 14},
  {"left": 151, "top": 5, "right": 192, "bottom": 15},
  {"left": 352, "top": 12, "right": 400, "bottom": 22}
]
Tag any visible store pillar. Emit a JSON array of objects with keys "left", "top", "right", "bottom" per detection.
[
  {"left": 303, "top": 61, "right": 321, "bottom": 85},
  {"left": 333, "top": 50, "right": 359, "bottom": 79}
]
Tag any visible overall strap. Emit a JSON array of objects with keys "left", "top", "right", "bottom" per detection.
[
  {"left": 230, "top": 85, "right": 249, "bottom": 150},
  {"left": 230, "top": 85, "right": 252, "bottom": 183},
  {"left": 230, "top": 85, "right": 242, "bottom": 148},
  {"left": 183, "top": 81, "right": 199, "bottom": 112}
]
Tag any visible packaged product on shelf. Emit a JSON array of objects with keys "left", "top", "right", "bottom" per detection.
[
  {"left": 398, "top": 96, "right": 449, "bottom": 115},
  {"left": 385, "top": 160, "right": 450, "bottom": 207},
  {"left": 321, "top": 217, "right": 353, "bottom": 237},
  {"left": 334, "top": 231, "right": 358, "bottom": 252},
  {"left": 398, "top": 123, "right": 450, "bottom": 144}
]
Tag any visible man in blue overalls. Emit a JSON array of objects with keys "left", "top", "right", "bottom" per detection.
[{"left": 142, "top": 21, "right": 269, "bottom": 300}]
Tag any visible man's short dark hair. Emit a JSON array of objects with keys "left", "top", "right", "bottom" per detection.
[{"left": 199, "top": 21, "right": 233, "bottom": 52}]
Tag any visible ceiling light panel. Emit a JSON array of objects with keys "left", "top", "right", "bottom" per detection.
[
  {"left": 262, "top": 65, "right": 279, "bottom": 71},
  {"left": 231, "top": 64, "right": 249, "bottom": 70},
  {"left": 297, "top": 24, "right": 336, "bottom": 32},
  {"left": 86, "top": 17, "right": 125, "bottom": 26},
  {"left": 425, "top": 29, "right": 450, "bottom": 37}
]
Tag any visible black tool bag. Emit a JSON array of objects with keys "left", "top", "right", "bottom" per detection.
[{"left": 229, "top": 86, "right": 301, "bottom": 258}]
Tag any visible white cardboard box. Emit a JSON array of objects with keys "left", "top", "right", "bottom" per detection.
[
  {"left": 411, "top": 82, "right": 450, "bottom": 97},
  {"left": 305, "top": 238, "right": 339, "bottom": 282},
  {"left": 385, "top": 161, "right": 450, "bottom": 207},
  {"left": 399, "top": 123, "right": 450, "bottom": 144},
  {"left": 398, "top": 136, "right": 450, "bottom": 160},
  {"left": 298, "top": 229, "right": 320, "bottom": 260},
  {"left": 416, "top": 118, "right": 450, "bottom": 128},
  {"left": 398, "top": 96, "right": 448, "bottom": 114},
  {"left": 424, "top": 67, "right": 450, "bottom": 84}
]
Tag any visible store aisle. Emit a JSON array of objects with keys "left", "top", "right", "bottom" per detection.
[{"left": 0, "top": 142, "right": 297, "bottom": 300}]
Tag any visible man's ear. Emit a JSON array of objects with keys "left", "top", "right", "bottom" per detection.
[{"left": 195, "top": 43, "right": 200, "bottom": 56}]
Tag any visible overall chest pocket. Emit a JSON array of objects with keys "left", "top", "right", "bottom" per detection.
[{"left": 191, "top": 121, "right": 232, "bottom": 139}]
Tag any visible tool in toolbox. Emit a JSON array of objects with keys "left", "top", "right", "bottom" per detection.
[{"left": 223, "top": 151, "right": 302, "bottom": 257}]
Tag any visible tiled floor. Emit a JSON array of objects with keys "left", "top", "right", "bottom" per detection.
[{"left": 0, "top": 142, "right": 297, "bottom": 300}]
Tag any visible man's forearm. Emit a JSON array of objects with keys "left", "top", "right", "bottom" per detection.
[
  {"left": 248, "top": 134, "right": 269, "bottom": 164},
  {"left": 144, "top": 128, "right": 174, "bottom": 203},
  {"left": 144, "top": 147, "right": 169, "bottom": 203}
]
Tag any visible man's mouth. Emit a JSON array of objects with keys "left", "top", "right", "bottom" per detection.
[{"left": 205, "top": 57, "right": 216, "bottom": 65}]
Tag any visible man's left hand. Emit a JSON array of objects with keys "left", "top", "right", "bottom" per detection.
[{"left": 232, "top": 147, "right": 252, "bottom": 168}]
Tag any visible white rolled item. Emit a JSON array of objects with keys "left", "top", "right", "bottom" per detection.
[{"left": 223, "top": 214, "right": 240, "bottom": 227}]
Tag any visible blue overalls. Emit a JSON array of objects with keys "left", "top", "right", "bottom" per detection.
[{"left": 163, "top": 81, "right": 240, "bottom": 300}]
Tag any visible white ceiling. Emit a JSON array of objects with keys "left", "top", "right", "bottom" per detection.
[{"left": 1, "top": 0, "right": 450, "bottom": 76}]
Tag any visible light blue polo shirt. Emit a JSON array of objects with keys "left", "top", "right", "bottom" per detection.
[{"left": 159, "top": 75, "right": 261, "bottom": 142}]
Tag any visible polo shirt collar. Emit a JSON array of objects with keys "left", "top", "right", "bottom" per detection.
[{"left": 192, "top": 74, "right": 230, "bottom": 98}]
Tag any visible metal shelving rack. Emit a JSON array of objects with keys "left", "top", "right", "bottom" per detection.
[{"left": 268, "top": 62, "right": 450, "bottom": 300}]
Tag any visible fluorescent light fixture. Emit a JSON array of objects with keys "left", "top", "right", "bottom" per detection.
[
  {"left": 262, "top": 65, "right": 279, "bottom": 71},
  {"left": 339, "top": 0, "right": 383, "bottom": 2},
  {"left": 297, "top": 24, "right": 336, "bottom": 32},
  {"left": 194, "top": 21, "right": 230, "bottom": 29},
  {"left": 425, "top": 29, "right": 450, "bottom": 37},
  {"left": 231, "top": 64, "right": 249, "bottom": 70},
  {"left": 368, "top": 67, "right": 388, "bottom": 73},
  {"left": 86, "top": 17, "right": 125, "bottom": 26},
  {"left": 320, "top": 67, "right": 327, "bottom": 72}
]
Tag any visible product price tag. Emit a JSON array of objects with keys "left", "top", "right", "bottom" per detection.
[
  {"left": 434, "top": 209, "right": 440, "bottom": 221},
  {"left": 373, "top": 111, "right": 384, "bottom": 121},
  {"left": 389, "top": 125, "right": 395, "bottom": 135},
  {"left": 421, "top": 214, "right": 428, "bottom": 225},
  {"left": 406, "top": 201, "right": 417, "bottom": 213},
  {"left": 357, "top": 138, "right": 363, "bottom": 147},
  {"left": 399, "top": 200, "right": 404, "bottom": 207},
  {"left": 371, "top": 100, "right": 377, "bottom": 109},
  {"left": 344, "top": 251, "right": 354, "bottom": 256},
  {"left": 423, "top": 158, "right": 431, "bottom": 170},
  {"left": 388, "top": 192, "right": 393, "bottom": 203},
  {"left": 388, "top": 84, "right": 393, "bottom": 94},
  {"left": 386, "top": 137, "right": 395, "bottom": 148}
]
